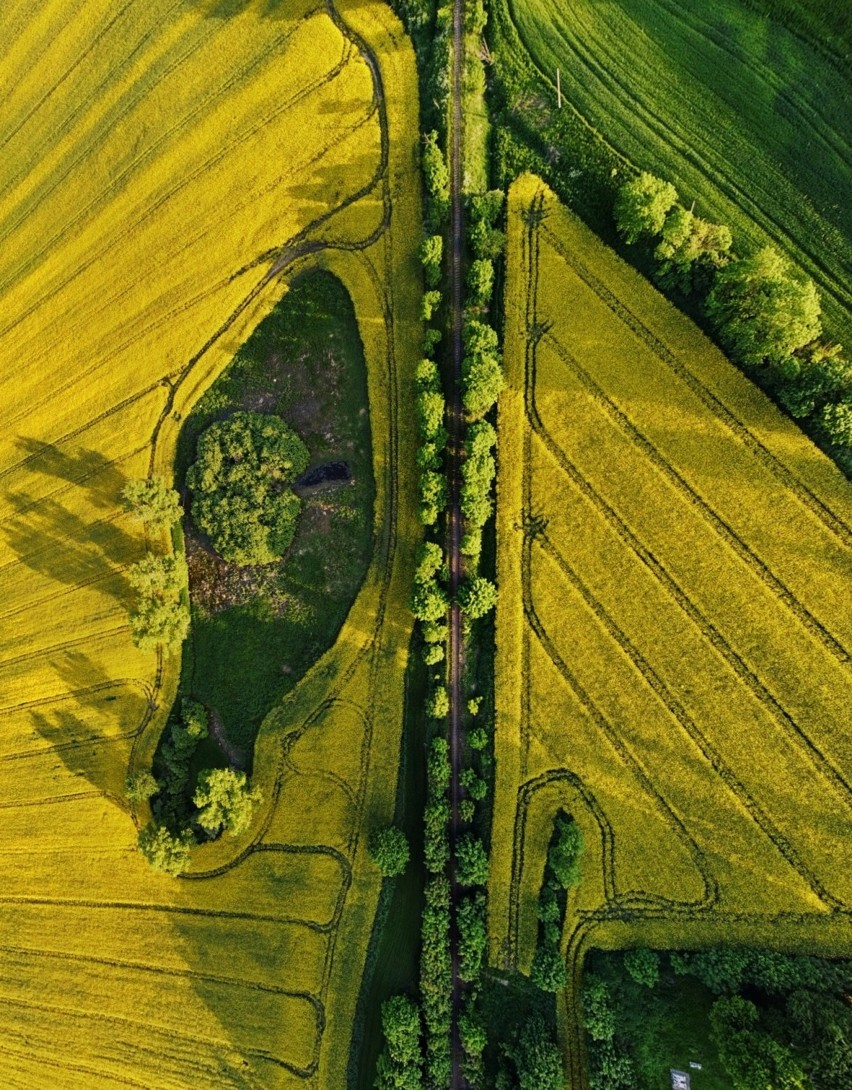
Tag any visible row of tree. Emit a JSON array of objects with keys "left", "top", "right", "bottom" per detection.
[{"left": 615, "top": 173, "right": 852, "bottom": 461}]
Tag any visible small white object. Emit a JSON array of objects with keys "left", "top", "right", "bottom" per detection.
[{"left": 689, "top": 1062, "right": 703, "bottom": 1071}]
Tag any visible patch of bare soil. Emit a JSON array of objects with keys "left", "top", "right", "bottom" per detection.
[{"left": 184, "top": 529, "right": 290, "bottom": 616}]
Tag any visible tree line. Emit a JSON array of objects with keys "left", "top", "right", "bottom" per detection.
[{"left": 615, "top": 173, "right": 852, "bottom": 465}]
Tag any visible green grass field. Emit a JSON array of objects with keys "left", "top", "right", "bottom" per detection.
[
  {"left": 493, "top": 175, "right": 852, "bottom": 1085},
  {"left": 495, "top": 0, "right": 852, "bottom": 342},
  {"left": 175, "top": 269, "right": 376, "bottom": 757}
]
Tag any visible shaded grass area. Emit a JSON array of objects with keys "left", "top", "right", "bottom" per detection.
[
  {"left": 587, "top": 951, "right": 733, "bottom": 1090},
  {"left": 176, "top": 269, "right": 375, "bottom": 756},
  {"left": 349, "top": 635, "right": 430, "bottom": 1090}
]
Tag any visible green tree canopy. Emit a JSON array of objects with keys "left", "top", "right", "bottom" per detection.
[
  {"left": 368, "top": 826, "right": 411, "bottom": 877},
  {"left": 548, "top": 814, "right": 583, "bottom": 888},
  {"left": 193, "top": 768, "right": 261, "bottom": 838},
  {"left": 614, "top": 172, "right": 678, "bottom": 244},
  {"left": 125, "top": 770, "right": 159, "bottom": 804},
  {"left": 127, "top": 552, "right": 189, "bottom": 653},
  {"left": 530, "top": 941, "right": 568, "bottom": 993},
  {"left": 509, "top": 1015, "right": 564, "bottom": 1090},
  {"left": 137, "top": 822, "right": 192, "bottom": 876},
  {"left": 122, "top": 476, "right": 183, "bottom": 527},
  {"left": 187, "top": 411, "right": 309, "bottom": 566},
  {"left": 457, "top": 575, "right": 498, "bottom": 619},
  {"left": 706, "top": 247, "right": 821, "bottom": 370},
  {"left": 624, "top": 947, "right": 660, "bottom": 988},
  {"left": 456, "top": 833, "right": 489, "bottom": 886}
]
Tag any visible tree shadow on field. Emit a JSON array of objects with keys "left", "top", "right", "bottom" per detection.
[
  {"left": 13, "top": 438, "right": 130, "bottom": 512},
  {"left": 28, "top": 650, "right": 149, "bottom": 804},
  {"left": 3, "top": 440, "right": 136, "bottom": 604},
  {"left": 2, "top": 493, "right": 134, "bottom": 603},
  {"left": 188, "top": 0, "right": 308, "bottom": 21}
]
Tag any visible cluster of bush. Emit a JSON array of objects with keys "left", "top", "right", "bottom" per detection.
[
  {"left": 122, "top": 476, "right": 190, "bottom": 654},
  {"left": 529, "top": 814, "right": 582, "bottom": 994},
  {"left": 130, "top": 699, "right": 262, "bottom": 877},
  {"left": 615, "top": 173, "right": 852, "bottom": 463},
  {"left": 584, "top": 945, "right": 852, "bottom": 1090}
]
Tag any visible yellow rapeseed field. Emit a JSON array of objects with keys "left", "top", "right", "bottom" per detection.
[
  {"left": 493, "top": 174, "right": 852, "bottom": 1083},
  {"left": 0, "top": 0, "right": 421, "bottom": 1085}
]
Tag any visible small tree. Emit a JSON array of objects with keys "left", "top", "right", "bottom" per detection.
[
  {"left": 125, "top": 770, "right": 159, "bottom": 803},
  {"left": 457, "top": 576, "right": 497, "bottom": 619},
  {"left": 467, "top": 259, "right": 495, "bottom": 307},
  {"left": 706, "top": 247, "right": 821, "bottom": 371},
  {"left": 614, "top": 172, "right": 678, "bottom": 243},
  {"left": 410, "top": 580, "right": 449, "bottom": 623},
  {"left": 122, "top": 476, "right": 183, "bottom": 528},
  {"left": 509, "top": 1014, "right": 564, "bottom": 1090},
  {"left": 368, "top": 826, "right": 410, "bottom": 877},
  {"left": 456, "top": 833, "right": 489, "bottom": 886},
  {"left": 421, "top": 289, "right": 442, "bottom": 321},
  {"left": 137, "top": 822, "right": 192, "bottom": 876},
  {"left": 819, "top": 398, "right": 852, "bottom": 448},
  {"left": 548, "top": 815, "right": 583, "bottom": 888},
  {"left": 426, "top": 686, "right": 450, "bottom": 720},
  {"left": 530, "top": 941, "right": 568, "bottom": 993},
  {"left": 193, "top": 768, "right": 261, "bottom": 838},
  {"left": 624, "top": 947, "right": 660, "bottom": 989},
  {"left": 375, "top": 994, "right": 423, "bottom": 1090}
]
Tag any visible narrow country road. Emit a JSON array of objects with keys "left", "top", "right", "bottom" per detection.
[{"left": 447, "top": 0, "right": 466, "bottom": 1085}]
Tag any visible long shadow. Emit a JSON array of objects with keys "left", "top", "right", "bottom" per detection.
[{"left": 26, "top": 649, "right": 151, "bottom": 803}]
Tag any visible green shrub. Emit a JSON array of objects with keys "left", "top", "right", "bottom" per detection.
[
  {"left": 426, "top": 686, "right": 450, "bottom": 720},
  {"left": 368, "top": 826, "right": 410, "bottom": 877},
  {"left": 456, "top": 833, "right": 489, "bottom": 886},
  {"left": 193, "top": 768, "right": 261, "bottom": 838},
  {"left": 623, "top": 947, "right": 660, "bottom": 989},
  {"left": 614, "top": 172, "right": 678, "bottom": 244},
  {"left": 706, "top": 247, "right": 821, "bottom": 371},
  {"left": 137, "top": 822, "right": 192, "bottom": 876},
  {"left": 548, "top": 814, "right": 583, "bottom": 888},
  {"left": 457, "top": 575, "right": 497, "bottom": 619},
  {"left": 125, "top": 771, "right": 159, "bottom": 803},
  {"left": 121, "top": 476, "right": 182, "bottom": 528}
]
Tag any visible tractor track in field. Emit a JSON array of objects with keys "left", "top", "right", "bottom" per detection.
[{"left": 448, "top": 0, "right": 466, "bottom": 1085}]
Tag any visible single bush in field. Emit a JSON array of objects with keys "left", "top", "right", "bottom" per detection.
[
  {"left": 187, "top": 411, "right": 309, "bottom": 566},
  {"left": 368, "top": 826, "right": 410, "bottom": 876},
  {"left": 193, "top": 768, "right": 261, "bottom": 838}
]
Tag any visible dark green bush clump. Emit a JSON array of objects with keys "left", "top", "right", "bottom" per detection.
[{"left": 187, "top": 411, "right": 309, "bottom": 566}]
